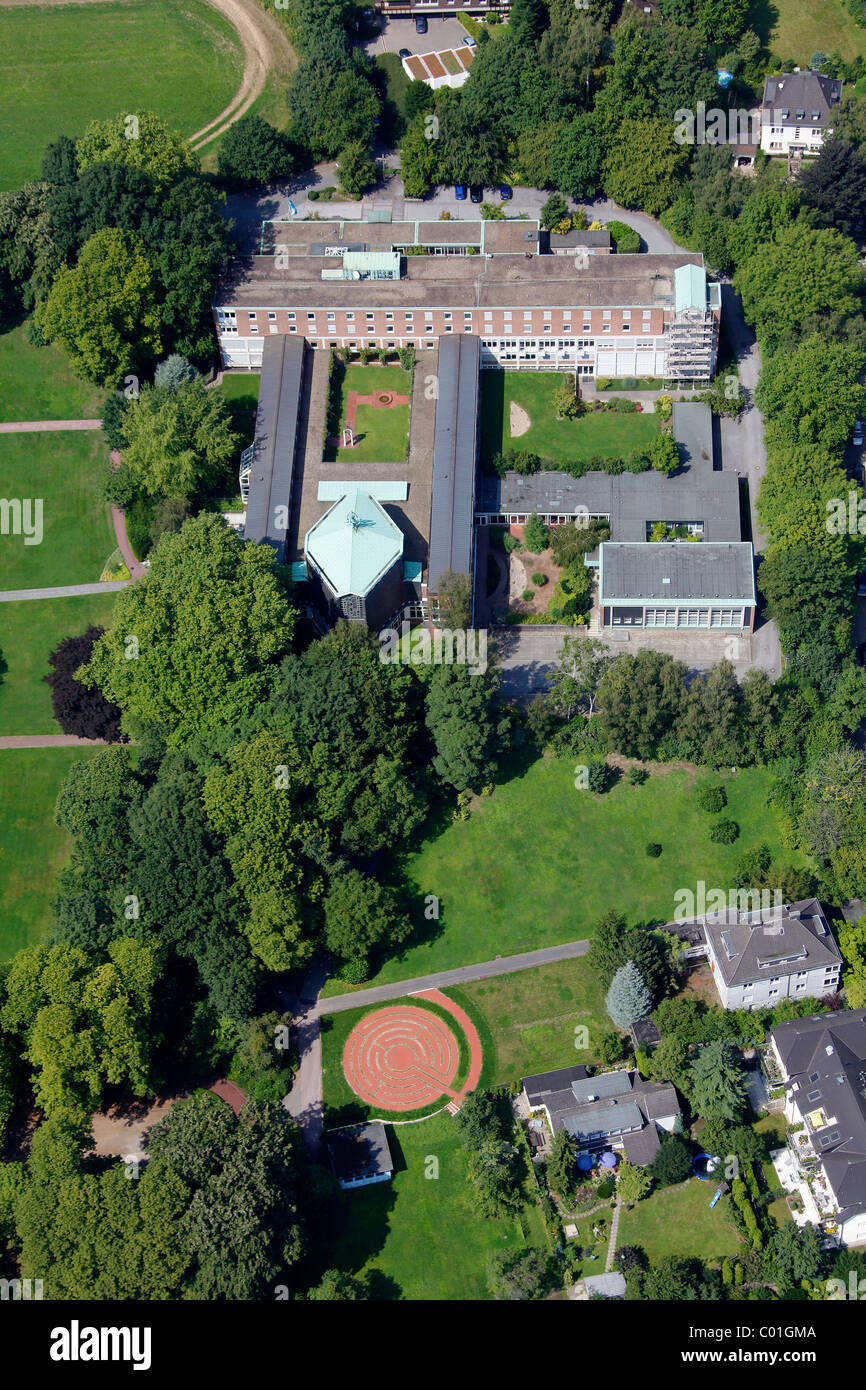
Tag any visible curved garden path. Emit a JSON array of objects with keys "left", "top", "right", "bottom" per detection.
[{"left": 188, "top": 0, "right": 296, "bottom": 152}]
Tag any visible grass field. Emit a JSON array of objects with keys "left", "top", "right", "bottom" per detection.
[
  {"left": 0, "top": 433, "right": 114, "bottom": 589},
  {"left": 751, "top": 0, "right": 866, "bottom": 63},
  {"left": 0, "top": 325, "right": 105, "bottom": 423},
  {"left": 480, "top": 372, "right": 659, "bottom": 468},
  {"left": 617, "top": 1177, "right": 743, "bottom": 1262},
  {"left": 446, "top": 957, "right": 609, "bottom": 1085},
  {"left": 0, "top": 593, "right": 119, "bottom": 736},
  {"left": 324, "top": 1111, "right": 546, "bottom": 1299},
  {"left": 356, "top": 756, "right": 805, "bottom": 988},
  {"left": 324, "top": 364, "right": 411, "bottom": 465},
  {"left": 0, "top": 746, "right": 103, "bottom": 959},
  {"left": 0, "top": 0, "right": 244, "bottom": 191}
]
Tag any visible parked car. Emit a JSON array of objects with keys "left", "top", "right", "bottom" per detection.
[
  {"left": 415, "top": 15, "right": 428, "bottom": 32},
  {"left": 461, "top": 35, "right": 476, "bottom": 46},
  {"left": 854, "top": 419, "right": 863, "bottom": 446},
  {"left": 856, "top": 642, "right": 866, "bottom": 666},
  {"left": 398, "top": 48, "right": 411, "bottom": 59},
  {"left": 455, "top": 184, "right": 467, "bottom": 200},
  {"left": 470, "top": 185, "right": 484, "bottom": 202},
  {"left": 499, "top": 184, "right": 513, "bottom": 200},
  {"left": 858, "top": 574, "right": 866, "bottom": 596}
]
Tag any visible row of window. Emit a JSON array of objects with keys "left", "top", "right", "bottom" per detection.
[{"left": 612, "top": 608, "right": 747, "bottom": 628}]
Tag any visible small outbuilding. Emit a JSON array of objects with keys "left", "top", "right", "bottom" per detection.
[{"left": 327, "top": 1122, "right": 394, "bottom": 1191}]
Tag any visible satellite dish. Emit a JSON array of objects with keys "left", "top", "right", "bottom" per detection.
[{"left": 353, "top": 269, "right": 361, "bottom": 280}]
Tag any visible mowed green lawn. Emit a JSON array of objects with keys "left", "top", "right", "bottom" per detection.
[
  {"left": 617, "top": 1178, "right": 742, "bottom": 1263},
  {"left": 325, "top": 1112, "right": 546, "bottom": 1300},
  {"left": 324, "top": 364, "right": 411, "bottom": 465},
  {"left": 0, "top": 325, "right": 105, "bottom": 422},
  {"left": 0, "top": 593, "right": 119, "bottom": 735},
  {"left": 0, "top": 747, "right": 103, "bottom": 959},
  {"left": 363, "top": 758, "right": 803, "bottom": 987},
  {"left": 480, "top": 371, "right": 659, "bottom": 467},
  {"left": 753, "top": 0, "right": 866, "bottom": 62},
  {"left": 0, "top": 0, "right": 243, "bottom": 191},
  {"left": 0, "top": 433, "right": 114, "bottom": 589},
  {"left": 447, "top": 956, "right": 608, "bottom": 1085}
]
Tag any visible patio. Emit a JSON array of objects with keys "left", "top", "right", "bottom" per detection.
[{"left": 771, "top": 1146, "right": 824, "bottom": 1228}]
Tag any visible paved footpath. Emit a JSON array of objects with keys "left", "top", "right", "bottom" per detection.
[
  {"left": 0, "top": 581, "right": 129, "bottom": 602},
  {"left": 318, "top": 937, "right": 591, "bottom": 1016},
  {"left": 0, "top": 420, "right": 101, "bottom": 433},
  {"left": 0, "top": 735, "right": 113, "bottom": 749}
]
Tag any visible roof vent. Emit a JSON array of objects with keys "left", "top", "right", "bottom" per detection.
[
  {"left": 826, "top": 1045, "right": 835, "bottom": 1056},
  {"left": 662, "top": 576, "right": 671, "bottom": 585}
]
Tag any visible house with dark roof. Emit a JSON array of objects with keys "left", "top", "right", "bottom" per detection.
[
  {"left": 703, "top": 898, "right": 842, "bottom": 1010},
  {"left": 761, "top": 70, "right": 842, "bottom": 157},
  {"left": 769, "top": 1010, "right": 866, "bottom": 1246},
  {"left": 521, "top": 1064, "right": 680, "bottom": 1166},
  {"left": 327, "top": 1122, "right": 394, "bottom": 1190}
]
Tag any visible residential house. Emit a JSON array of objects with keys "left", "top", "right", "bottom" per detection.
[
  {"left": 703, "top": 898, "right": 842, "bottom": 1010},
  {"left": 760, "top": 70, "right": 842, "bottom": 157},
  {"left": 768, "top": 1010, "right": 866, "bottom": 1245},
  {"left": 522, "top": 1065, "right": 681, "bottom": 1166}
]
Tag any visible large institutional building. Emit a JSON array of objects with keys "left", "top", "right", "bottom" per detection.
[
  {"left": 213, "top": 218, "right": 720, "bottom": 384},
  {"left": 229, "top": 215, "right": 753, "bottom": 637}
]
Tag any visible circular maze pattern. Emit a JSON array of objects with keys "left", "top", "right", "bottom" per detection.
[{"left": 343, "top": 1005, "right": 460, "bottom": 1111}]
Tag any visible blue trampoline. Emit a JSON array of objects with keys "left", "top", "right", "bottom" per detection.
[{"left": 692, "top": 1152, "right": 720, "bottom": 1180}]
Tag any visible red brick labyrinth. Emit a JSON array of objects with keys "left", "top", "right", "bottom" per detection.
[{"left": 343, "top": 993, "right": 483, "bottom": 1113}]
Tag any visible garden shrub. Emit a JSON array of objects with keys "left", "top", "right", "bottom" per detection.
[
  {"left": 696, "top": 785, "right": 727, "bottom": 813},
  {"left": 646, "top": 842, "right": 662, "bottom": 857},
  {"left": 709, "top": 818, "right": 740, "bottom": 844}
]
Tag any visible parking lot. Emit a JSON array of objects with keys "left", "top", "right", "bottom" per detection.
[{"left": 361, "top": 15, "right": 475, "bottom": 58}]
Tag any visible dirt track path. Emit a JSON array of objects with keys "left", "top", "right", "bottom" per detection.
[{"left": 189, "top": 0, "right": 296, "bottom": 151}]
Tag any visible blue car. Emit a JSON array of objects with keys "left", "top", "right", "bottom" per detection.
[
  {"left": 455, "top": 184, "right": 467, "bottom": 200},
  {"left": 499, "top": 184, "right": 513, "bottom": 200}
]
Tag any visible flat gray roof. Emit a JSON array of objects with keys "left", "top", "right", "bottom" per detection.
[
  {"left": 243, "top": 335, "right": 306, "bottom": 559},
  {"left": 427, "top": 335, "right": 480, "bottom": 597},
  {"left": 216, "top": 250, "right": 705, "bottom": 312},
  {"left": 600, "top": 541, "right": 756, "bottom": 603}
]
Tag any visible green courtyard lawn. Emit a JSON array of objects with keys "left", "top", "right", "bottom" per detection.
[
  {"left": 0, "top": 593, "right": 119, "bottom": 736},
  {"left": 0, "top": 747, "right": 103, "bottom": 960},
  {"left": 480, "top": 371, "right": 659, "bottom": 468},
  {"left": 323, "top": 1111, "right": 547, "bottom": 1300},
  {"left": 324, "top": 364, "right": 411, "bottom": 465},
  {"left": 356, "top": 756, "right": 805, "bottom": 989},
  {"left": 0, "top": 0, "right": 243, "bottom": 191},
  {"left": 215, "top": 372, "right": 261, "bottom": 469},
  {"left": 617, "top": 1177, "right": 743, "bottom": 1263},
  {"left": 0, "top": 432, "right": 114, "bottom": 590},
  {"left": 445, "top": 957, "right": 608, "bottom": 1086},
  {"left": 0, "top": 325, "right": 105, "bottom": 423}
]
